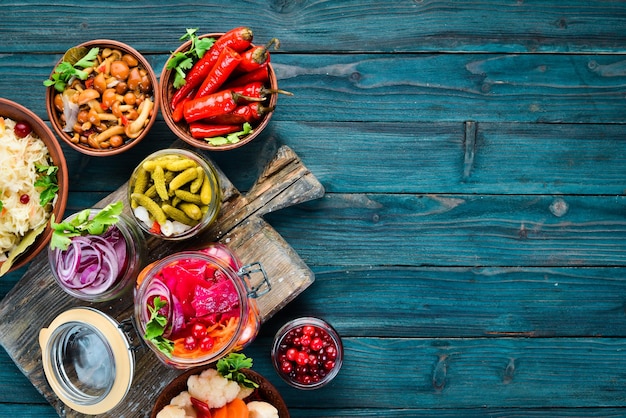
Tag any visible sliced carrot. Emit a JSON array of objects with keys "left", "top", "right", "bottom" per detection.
[
  {"left": 211, "top": 404, "right": 228, "bottom": 418},
  {"left": 226, "top": 398, "right": 249, "bottom": 418}
]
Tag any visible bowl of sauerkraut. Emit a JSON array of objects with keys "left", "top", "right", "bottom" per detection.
[{"left": 0, "top": 98, "right": 68, "bottom": 276}]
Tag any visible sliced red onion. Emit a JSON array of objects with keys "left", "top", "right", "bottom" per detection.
[{"left": 53, "top": 226, "right": 127, "bottom": 295}]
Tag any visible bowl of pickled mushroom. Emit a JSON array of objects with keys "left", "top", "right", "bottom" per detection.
[
  {"left": 45, "top": 39, "right": 159, "bottom": 156},
  {"left": 159, "top": 28, "right": 281, "bottom": 151},
  {"left": 0, "top": 98, "right": 68, "bottom": 276}
]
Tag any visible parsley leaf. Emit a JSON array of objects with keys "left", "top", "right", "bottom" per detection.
[
  {"left": 144, "top": 296, "right": 174, "bottom": 358},
  {"left": 207, "top": 123, "right": 253, "bottom": 146},
  {"left": 49, "top": 201, "right": 123, "bottom": 250},
  {"left": 44, "top": 47, "right": 99, "bottom": 92},
  {"left": 34, "top": 164, "right": 59, "bottom": 207},
  {"left": 0, "top": 201, "right": 3, "bottom": 212},
  {"left": 166, "top": 28, "right": 215, "bottom": 89},
  {"left": 216, "top": 353, "right": 259, "bottom": 389}
]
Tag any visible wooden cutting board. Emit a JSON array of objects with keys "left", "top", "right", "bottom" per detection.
[{"left": 0, "top": 145, "right": 324, "bottom": 417}]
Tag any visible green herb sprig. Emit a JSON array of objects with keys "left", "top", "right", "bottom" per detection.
[
  {"left": 49, "top": 201, "right": 123, "bottom": 250},
  {"left": 207, "top": 122, "right": 253, "bottom": 146},
  {"left": 166, "top": 28, "right": 215, "bottom": 89},
  {"left": 217, "top": 353, "right": 259, "bottom": 389},
  {"left": 43, "top": 47, "right": 100, "bottom": 92},
  {"left": 144, "top": 296, "right": 174, "bottom": 358},
  {"left": 34, "top": 164, "right": 59, "bottom": 207}
]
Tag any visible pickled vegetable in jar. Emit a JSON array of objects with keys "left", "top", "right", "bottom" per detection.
[{"left": 134, "top": 245, "right": 270, "bottom": 369}]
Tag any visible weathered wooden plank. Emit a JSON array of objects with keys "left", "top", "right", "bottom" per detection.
[
  {"left": 2, "top": 1, "right": 626, "bottom": 53},
  {"left": 242, "top": 336, "right": 626, "bottom": 409},
  {"left": 0, "top": 119, "right": 620, "bottom": 198},
  {"left": 258, "top": 267, "right": 626, "bottom": 338},
  {"left": 3, "top": 53, "right": 626, "bottom": 124},
  {"left": 265, "top": 194, "right": 626, "bottom": 267}
]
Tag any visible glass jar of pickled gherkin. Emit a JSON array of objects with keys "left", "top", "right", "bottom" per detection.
[{"left": 127, "top": 149, "right": 221, "bottom": 240}]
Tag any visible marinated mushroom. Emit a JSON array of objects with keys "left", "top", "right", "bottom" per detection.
[{"left": 50, "top": 45, "right": 154, "bottom": 150}]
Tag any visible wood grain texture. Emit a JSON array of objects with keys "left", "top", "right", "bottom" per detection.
[
  {"left": 1, "top": 0, "right": 625, "bottom": 416},
  {"left": 2, "top": 1, "right": 626, "bottom": 53}
]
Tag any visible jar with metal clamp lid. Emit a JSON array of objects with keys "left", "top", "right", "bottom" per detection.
[{"left": 134, "top": 244, "right": 271, "bottom": 369}]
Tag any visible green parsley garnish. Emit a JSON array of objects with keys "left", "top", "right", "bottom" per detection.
[
  {"left": 34, "top": 164, "right": 59, "bottom": 207},
  {"left": 166, "top": 28, "right": 215, "bottom": 89},
  {"left": 207, "top": 122, "right": 253, "bottom": 146},
  {"left": 43, "top": 47, "right": 100, "bottom": 92},
  {"left": 144, "top": 296, "right": 174, "bottom": 358},
  {"left": 49, "top": 201, "right": 123, "bottom": 251},
  {"left": 217, "top": 353, "right": 259, "bottom": 389}
]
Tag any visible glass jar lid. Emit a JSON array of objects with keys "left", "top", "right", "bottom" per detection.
[{"left": 38, "top": 307, "right": 134, "bottom": 415}]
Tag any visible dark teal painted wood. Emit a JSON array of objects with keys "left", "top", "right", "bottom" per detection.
[
  {"left": 1, "top": 0, "right": 626, "bottom": 416},
  {"left": 2, "top": 53, "right": 626, "bottom": 124},
  {"left": 264, "top": 194, "right": 626, "bottom": 267},
  {"left": 3, "top": 1, "right": 626, "bottom": 54}
]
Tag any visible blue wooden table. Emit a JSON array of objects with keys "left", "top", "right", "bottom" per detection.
[{"left": 2, "top": 1, "right": 626, "bottom": 416}]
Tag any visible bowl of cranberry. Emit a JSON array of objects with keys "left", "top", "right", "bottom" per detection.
[
  {"left": 271, "top": 317, "right": 343, "bottom": 390},
  {"left": 159, "top": 27, "right": 286, "bottom": 151}
]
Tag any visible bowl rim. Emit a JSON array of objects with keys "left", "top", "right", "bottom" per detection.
[
  {"left": 45, "top": 39, "right": 160, "bottom": 157},
  {"left": 0, "top": 97, "right": 69, "bottom": 273},
  {"left": 159, "top": 32, "right": 278, "bottom": 151},
  {"left": 150, "top": 366, "right": 290, "bottom": 418}
]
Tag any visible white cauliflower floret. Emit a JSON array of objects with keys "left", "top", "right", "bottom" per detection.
[
  {"left": 187, "top": 368, "right": 241, "bottom": 409},
  {"left": 170, "top": 391, "right": 197, "bottom": 418},
  {"left": 155, "top": 405, "right": 189, "bottom": 418},
  {"left": 247, "top": 401, "right": 279, "bottom": 418}
]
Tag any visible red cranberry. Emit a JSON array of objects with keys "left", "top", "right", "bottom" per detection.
[
  {"left": 183, "top": 336, "right": 197, "bottom": 351},
  {"left": 273, "top": 319, "right": 342, "bottom": 388},
  {"left": 19, "top": 194, "right": 30, "bottom": 204},
  {"left": 14, "top": 121, "right": 32, "bottom": 138},
  {"left": 191, "top": 323, "right": 207, "bottom": 339},
  {"left": 200, "top": 336, "right": 214, "bottom": 351}
]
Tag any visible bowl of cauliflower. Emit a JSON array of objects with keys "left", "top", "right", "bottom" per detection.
[{"left": 152, "top": 353, "right": 289, "bottom": 418}]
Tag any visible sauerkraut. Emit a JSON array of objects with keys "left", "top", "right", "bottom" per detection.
[{"left": 0, "top": 117, "right": 55, "bottom": 263}]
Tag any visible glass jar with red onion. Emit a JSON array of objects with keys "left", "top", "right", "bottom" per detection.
[
  {"left": 272, "top": 317, "right": 343, "bottom": 389},
  {"left": 48, "top": 209, "right": 145, "bottom": 302},
  {"left": 133, "top": 244, "right": 271, "bottom": 369}
]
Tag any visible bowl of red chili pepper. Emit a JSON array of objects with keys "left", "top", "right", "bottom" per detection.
[
  {"left": 44, "top": 39, "right": 159, "bottom": 156},
  {"left": 160, "top": 27, "right": 285, "bottom": 151}
]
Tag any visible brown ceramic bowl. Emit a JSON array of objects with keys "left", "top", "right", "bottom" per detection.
[
  {"left": 45, "top": 39, "right": 159, "bottom": 157},
  {"left": 151, "top": 367, "right": 289, "bottom": 418},
  {"left": 160, "top": 32, "right": 278, "bottom": 151},
  {"left": 0, "top": 98, "right": 68, "bottom": 274}
]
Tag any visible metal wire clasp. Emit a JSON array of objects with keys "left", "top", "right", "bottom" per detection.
[{"left": 238, "top": 261, "right": 271, "bottom": 298}]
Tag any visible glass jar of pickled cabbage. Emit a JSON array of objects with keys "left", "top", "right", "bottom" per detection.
[{"left": 134, "top": 244, "right": 271, "bottom": 369}]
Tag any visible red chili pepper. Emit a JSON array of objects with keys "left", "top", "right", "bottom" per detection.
[
  {"left": 224, "top": 66, "right": 269, "bottom": 88},
  {"left": 207, "top": 102, "right": 275, "bottom": 125},
  {"left": 171, "top": 88, "right": 195, "bottom": 122},
  {"left": 170, "top": 26, "right": 254, "bottom": 109},
  {"left": 194, "top": 47, "right": 242, "bottom": 99},
  {"left": 189, "top": 122, "right": 241, "bottom": 139},
  {"left": 237, "top": 38, "right": 279, "bottom": 73},
  {"left": 190, "top": 397, "right": 212, "bottom": 418},
  {"left": 149, "top": 221, "right": 161, "bottom": 234},
  {"left": 229, "top": 81, "right": 294, "bottom": 103},
  {"left": 183, "top": 90, "right": 263, "bottom": 123}
]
